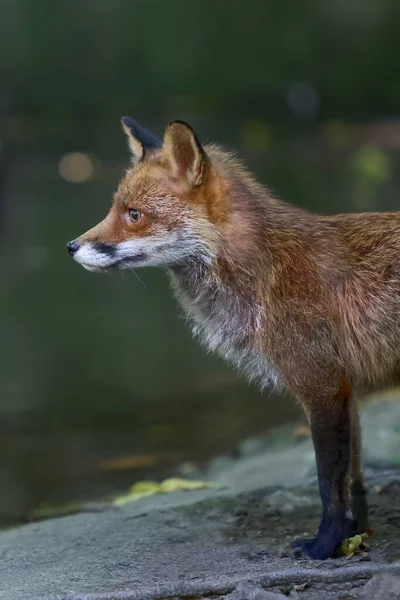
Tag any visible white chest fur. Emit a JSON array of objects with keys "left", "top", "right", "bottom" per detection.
[{"left": 168, "top": 270, "right": 280, "bottom": 390}]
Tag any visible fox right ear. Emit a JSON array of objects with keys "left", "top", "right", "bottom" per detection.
[
  {"left": 121, "top": 117, "right": 162, "bottom": 164},
  {"left": 162, "top": 120, "right": 207, "bottom": 186}
]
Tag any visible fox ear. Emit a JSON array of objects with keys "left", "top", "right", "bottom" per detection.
[
  {"left": 163, "top": 120, "right": 207, "bottom": 186},
  {"left": 121, "top": 117, "right": 162, "bottom": 164}
]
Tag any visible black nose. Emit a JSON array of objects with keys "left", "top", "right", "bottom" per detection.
[{"left": 67, "top": 240, "right": 80, "bottom": 255}]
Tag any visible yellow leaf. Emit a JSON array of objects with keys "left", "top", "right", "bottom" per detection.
[
  {"left": 340, "top": 531, "right": 372, "bottom": 557},
  {"left": 159, "top": 478, "right": 219, "bottom": 493},
  {"left": 113, "top": 478, "right": 219, "bottom": 506}
]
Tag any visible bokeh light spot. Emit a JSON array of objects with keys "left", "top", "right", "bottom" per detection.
[
  {"left": 286, "top": 82, "right": 319, "bottom": 119},
  {"left": 241, "top": 120, "right": 270, "bottom": 150},
  {"left": 59, "top": 152, "right": 95, "bottom": 183},
  {"left": 324, "top": 121, "right": 352, "bottom": 150},
  {"left": 352, "top": 146, "right": 391, "bottom": 182}
]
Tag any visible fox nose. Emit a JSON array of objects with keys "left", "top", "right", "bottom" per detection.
[{"left": 67, "top": 240, "right": 80, "bottom": 255}]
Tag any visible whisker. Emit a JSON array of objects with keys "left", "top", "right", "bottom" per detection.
[{"left": 132, "top": 270, "right": 146, "bottom": 288}]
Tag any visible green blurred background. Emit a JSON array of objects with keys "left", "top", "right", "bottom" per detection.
[{"left": 0, "top": 0, "right": 399, "bottom": 524}]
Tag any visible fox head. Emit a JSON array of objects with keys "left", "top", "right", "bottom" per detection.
[{"left": 67, "top": 118, "right": 224, "bottom": 272}]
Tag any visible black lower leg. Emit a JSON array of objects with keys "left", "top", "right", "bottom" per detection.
[
  {"left": 350, "top": 399, "right": 369, "bottom": 532},
  {"left": 351, "top": 479, "right": 368, "bottom": 533},
  {"left": 292, "top": 393, "right": 355, "bottom": 559}
]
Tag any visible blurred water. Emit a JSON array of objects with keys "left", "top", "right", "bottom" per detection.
[{"left": 0, "top": 122, "right": 398, "bottom": 524}]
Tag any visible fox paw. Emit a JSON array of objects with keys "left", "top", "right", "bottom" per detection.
[
  {"left": 291, "top": 517, "right": 357, "bottom": 560},
  {"left": 291, "top": 536, "right": 338, "bottom": 560}
]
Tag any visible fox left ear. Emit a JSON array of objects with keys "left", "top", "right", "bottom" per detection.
[
  {"left": 121, "top": 117, "right": 162, "bottom": 164},
  {"left": 163, "top": 120, "right": 207, "bottom": 186}
]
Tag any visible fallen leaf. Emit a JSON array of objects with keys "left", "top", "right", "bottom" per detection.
[
  {"left": 113, "top": 478, "right": 220, "bottom": 506},
  {"left": 340, "top": 531, "right": 372, "bottom": 557}
]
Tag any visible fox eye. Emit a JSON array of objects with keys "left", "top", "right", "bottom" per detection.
[{"left": 129, "top": 209, "right": 142, "bottom": 223}]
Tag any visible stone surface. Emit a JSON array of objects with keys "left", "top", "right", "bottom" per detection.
[
  {"left": 1, "top": 396, "right": 400, "bottom": 600},
  {"left": 356, "top": 574, "right": 400, "bottom": 599},
  {"left": 224, "top": 582, "right": 286, "bottom": 599}
]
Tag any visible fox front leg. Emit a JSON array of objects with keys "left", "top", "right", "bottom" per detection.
[
  {"left": 349, "top": 399, "right": 369, "bottom": 533},
  {"left": 292, "top": 390, "right": 357, "bottom": 559}
]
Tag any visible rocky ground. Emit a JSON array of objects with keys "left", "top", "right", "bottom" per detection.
[{"left": 1, "top": 393, "right": 400, "bottom": 600}]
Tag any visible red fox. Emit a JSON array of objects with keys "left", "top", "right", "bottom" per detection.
[{"left": 68, "top": 117, "right": 400, "bottom": 559}]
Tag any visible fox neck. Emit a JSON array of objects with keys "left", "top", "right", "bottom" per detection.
[
  {"left": 169, "top": 145, "right": 306, "bottom": 326},
  {"left": 168, "top": 256, "right": 280, "bottom": 388},
  {"left": 168, "top": 153, "right": 303, "bottom": 390}
]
